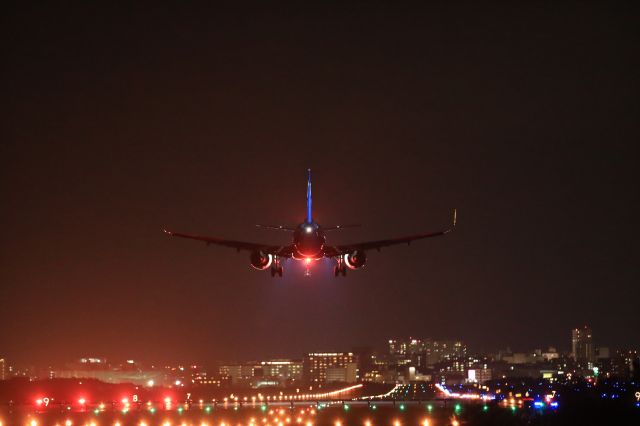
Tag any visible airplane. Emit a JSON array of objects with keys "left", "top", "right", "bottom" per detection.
[{"left": 163, "top": 170, "right": 456, "bottom": 277}]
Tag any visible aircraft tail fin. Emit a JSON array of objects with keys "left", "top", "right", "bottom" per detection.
[{"left": 306, "top": 168, "right": 312, "bottom": 223}]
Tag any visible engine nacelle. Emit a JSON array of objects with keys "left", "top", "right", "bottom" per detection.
[
  {"left": 344, "top": 250, "right": 366, "bottom": 269},
  {"left": 250, "top": 250, "right": 273, "bottom": 270}
]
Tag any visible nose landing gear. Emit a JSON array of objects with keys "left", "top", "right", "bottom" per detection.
[{"left": 270, "top": 257, "right": 283, "bottom": 277}]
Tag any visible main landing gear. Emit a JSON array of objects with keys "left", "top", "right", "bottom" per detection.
[
  {"left": 270, "top": 257, "right": 283, "bottom": 277},
  {"left": 334, "top": 258, "right": 347, "bottom": 277}
]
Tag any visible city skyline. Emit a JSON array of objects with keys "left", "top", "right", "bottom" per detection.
[{"left": 1, "top": 325, "right": 631, "bottom": 370}]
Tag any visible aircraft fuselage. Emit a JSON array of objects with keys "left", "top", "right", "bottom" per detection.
[{"left": 292, "top": 222, "right": 325, "bottom": 259}]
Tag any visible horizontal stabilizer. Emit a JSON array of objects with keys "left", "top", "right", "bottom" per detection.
[
  {"left": 323, "top": 224, "right": 361, "bottom": 231},
  {"left": 256, "top": 224, "right": 296, "bottom": 231}
]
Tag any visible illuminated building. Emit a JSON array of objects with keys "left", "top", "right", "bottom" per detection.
[
  {"left": 260, "top": 360, "right": 303, "bottom": 381},
  {"left": 388, "top": 338, "right": 426, "bottom": 366},
  {"left": 325, "top": 364, "right": 357, "bottom": 383},
  {"left": 425, "top": 340, "right": 466, "bottom": 365},
  {"left": 303, "top": 353, "right": 357, "bottom": 384},
  {"left": 192, "top": 372, "right": 231, "bottom": 387},
  {"left": 52, "top": 358, "right": 165, "bottom": 385},
  {"left": 0, "top": 358, "right": 5, "bottom": 380},
  {"left": 611, "top": 349, "right": 640, "bottom": 378},
  {"left": 219, "top": 364, "right": 258, "bottom": 385},
  {"left": 467, "top": 367, "right": 492, "bottom": 384},
  {"left": 571, "top": 326, "right": 595, "bottom": 365}
]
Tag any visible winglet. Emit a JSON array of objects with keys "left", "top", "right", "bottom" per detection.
[
  {"left": 306, "top": 168, "right": 312, "bottom": 223},
  {"left": 453, "top": 208, "right": 457, "bottom": 227},
  {"left": 444, "top": 209, "right": 457, "bottom": 234}
]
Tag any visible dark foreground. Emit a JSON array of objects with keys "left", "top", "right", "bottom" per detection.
[{"left": 2, "top": 401, "right": 640, "bottom": 426}]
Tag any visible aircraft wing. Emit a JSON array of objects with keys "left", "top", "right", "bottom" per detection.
[
  {"left": 327, "top": 210, "right": 456, "bottom": 255},
  {"left": 163, "top": 229, "right": 291, "bottom": 256}
]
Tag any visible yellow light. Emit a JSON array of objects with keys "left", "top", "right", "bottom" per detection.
[
  {"left": 31, "top": 421, "right": 38, "bottom": 426},
  {"left": 140, "top": 422, "right": 148, "bottom": 426},
  {"left": 114, "top": 422, "right": 121, "bottom": 426},
  {"left": 66, "top": 421, "right": 73, "bottom": 426},
  {"left": 422, "top": 421, "right": 430, "bottom": 426},
  {"left": 163, "top": 422, "right": 171, "bottom": 426},
  {"left": 335, "top": 421, "right": 342, "bottom": 426},
  {"left": 394, "top": 421, "right": 400, "bottom": 426},
  {"left": 365, "top": 421, "right": 372, "bottom": 426},
  {"left": 452, "top": 421, "right": 459, "bottom": 426}
]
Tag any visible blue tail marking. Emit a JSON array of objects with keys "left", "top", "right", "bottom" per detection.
[{"left": 306, "top": 169, "right": 312, "bottom": 223}]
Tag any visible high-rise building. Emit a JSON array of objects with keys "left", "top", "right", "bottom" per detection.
[
  {"left": 388, "top": 338, "right": 426, "bottom": 357},
  {"left": 571, "top": 326, "right": 595, "bottom": 365},
  {"left": 0, "top": 358, "right": 5, "bottom": 381},
  {"left": 218, "top": 364, "right": 258, "bottom": 385},
  {"left": 425, "top": 340, "right": 467, "bottom": 365},
  {"left": 303, "top": 352, "right": 356, "bottom": 384},
  {"left": 260, "top": 360, "right": 303, "bottom": 381}
]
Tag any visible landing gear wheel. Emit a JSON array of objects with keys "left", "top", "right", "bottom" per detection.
[{"left": 334, "top": 261, "right": 347, "bottom": 277}]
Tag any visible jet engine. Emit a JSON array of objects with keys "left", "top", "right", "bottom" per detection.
[
  {"left": 343, "top": 250, "right": 366, "bottom": 269},
  {"left": 250, "top": 250, "right": 273, "bottom": 270}
]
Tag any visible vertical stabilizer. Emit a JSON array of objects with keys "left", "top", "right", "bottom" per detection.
[{"left": 306, "top": 169, "right": 312, "bottom": 223}]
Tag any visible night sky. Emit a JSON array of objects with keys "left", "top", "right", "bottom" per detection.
[{"left": 1, "top": 3, "right": 638, "bottom": 367}]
